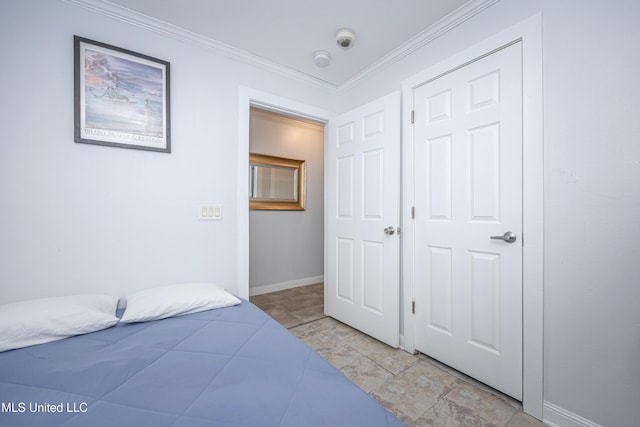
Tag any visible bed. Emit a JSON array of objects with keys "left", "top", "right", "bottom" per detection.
[{"left": 0, "top": 284, "right": 404, "bottom": 427}]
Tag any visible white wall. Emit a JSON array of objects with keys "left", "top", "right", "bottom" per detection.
[
  {"left": 2, "top": 0, "right": 639, "bottom": 425},
  {"left": 338, "top": 1, "right": 640, "bottom": 425},
  {"left": 249, "top": 109, "right": 324, "bottom": 292},
  {"left": 0, "top": 0, "right": 335, "bottom": 302},
  {"left": 541, "top": 2, "right": 640, "bottom": 425}
]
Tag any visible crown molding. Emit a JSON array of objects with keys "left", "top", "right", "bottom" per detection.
[
  {"left": 336, "top": 0, "right": 500, "bottom": 92},
  {"left": 63, "top": 0, "right": 499, "bottom": 93},
  {"left": 62, "top": 0, "right": 337, "bottom": 91}
]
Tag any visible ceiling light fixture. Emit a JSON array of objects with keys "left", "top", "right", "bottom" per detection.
[
  {"left": 313, "top": 50, "right": 331, "bottom": 68},
  {"left": 336, "top": 28, "right": 355, "bottom": 49}
]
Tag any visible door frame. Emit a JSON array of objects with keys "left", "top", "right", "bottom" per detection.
[
  {"left": 401, "top": 14, "right": 543, "bottom": 418},
  {"left": 237, "top": 87, "right": 334, "bottom": 300}
]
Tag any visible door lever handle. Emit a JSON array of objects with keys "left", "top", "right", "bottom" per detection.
[{"left": 490, "top": 232, "right": 517, "bottom": 243}]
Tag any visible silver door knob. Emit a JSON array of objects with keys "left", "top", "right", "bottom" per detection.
[
  {"left": 490, "top": 232, "right": 517, "bottom": 243},
  {"left": 384, "top": 227, "right": 396, "bottom": 235}
]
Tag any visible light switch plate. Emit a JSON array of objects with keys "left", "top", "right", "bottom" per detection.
[{"left": 199, "top": 205, "right": 222, "bottom": 220}]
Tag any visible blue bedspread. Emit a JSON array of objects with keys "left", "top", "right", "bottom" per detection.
[{"left": 0, "top": 300, "right": 404, "bottom": 426}]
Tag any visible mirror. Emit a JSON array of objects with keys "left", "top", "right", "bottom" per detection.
[{"left": 249, "top": 153, "right": 306, "bottom": 210}]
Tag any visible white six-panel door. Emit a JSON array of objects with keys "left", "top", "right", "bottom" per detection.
[
  {"left": 413, "top": 43, "right": 523, "bottom": 399},
  {"left": 326, "top": 92, "right": 401, "bottom": 348}
]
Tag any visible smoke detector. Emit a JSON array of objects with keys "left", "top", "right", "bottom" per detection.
[
  {"left": 336, "top": 28, "right": 355, "bottom": 49},
  {"left": 314, "top": 50, "right": 331, "bottom": 68}
]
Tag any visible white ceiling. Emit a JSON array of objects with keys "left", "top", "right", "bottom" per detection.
[{"left": 101, "top": 0, "right": 487, "bottom": 87}]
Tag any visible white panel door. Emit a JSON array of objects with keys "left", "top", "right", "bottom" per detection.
[
  {"left": 413, "top": 43, "right": 523, "bottom": 399},
  {"left": 326, "top": 92, "right": 401, "bottom": 348}
]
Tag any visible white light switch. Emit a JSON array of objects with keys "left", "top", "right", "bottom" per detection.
[{"left": 199, "top": 205, "right": 222, "bottom": 220}]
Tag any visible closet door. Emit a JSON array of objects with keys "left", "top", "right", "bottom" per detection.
[{"left": 413, "top": 43, "right": 523, "bottom": 399}]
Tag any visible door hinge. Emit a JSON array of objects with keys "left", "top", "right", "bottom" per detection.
[
  {"left": 411, "top": 110, "right": 415, "bottom": 124},
  {"left": 411, "top": 206, "right": 415, "bottom": 219},
  {"left": 412, "top": 301, "right": 416, "bottom": 314}
]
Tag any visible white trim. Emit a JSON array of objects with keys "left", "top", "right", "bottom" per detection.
[
  {"left": 64, "top": 0, "right": 498, "bottom": 92},
  {"left": 401, "top": 14, "right": 544, "bottom": 420},
  {"left": 63, "top": 0, "right": 335, "bottom": 90},
  {"left": 249, "top": 276, "right": 324, "bottom": 297},
  {"left": 543, "top": 402, "right": 602, "bottom": 427},
  {"left": 338, "top": 0, "right": 499, "bottom": 92},
  {"left": 237, "top": 87, "right": 334, "bottom": 301}
]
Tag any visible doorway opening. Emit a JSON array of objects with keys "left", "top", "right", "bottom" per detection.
[{"left": 247, "top": 106, "right": 326, "bottom": 325}]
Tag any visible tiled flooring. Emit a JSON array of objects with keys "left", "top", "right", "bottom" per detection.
[{"left": 250, "top": 283, "right": 544, "bottom": 427}]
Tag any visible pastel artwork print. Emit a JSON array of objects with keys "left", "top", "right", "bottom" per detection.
[{"left": 84, "top": 49, "right": 164, "bottom": 139}]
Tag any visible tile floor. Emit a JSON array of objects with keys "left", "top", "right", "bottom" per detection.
[{"left": 250, "top": 283, "right": 545, "bottom": 427}]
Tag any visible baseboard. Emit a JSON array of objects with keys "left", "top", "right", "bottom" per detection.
[
  {"left": 543, "top": 401, "right": 602, "bottom": 427},
  {"left": 249, "top": 276, "right": 324, "bottom": 296}
]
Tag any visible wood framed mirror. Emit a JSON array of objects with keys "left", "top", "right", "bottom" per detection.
[{"left": 249, "top": 153, "right": 306, "bottom": 210}]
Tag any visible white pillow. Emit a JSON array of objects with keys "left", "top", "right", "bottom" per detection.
[
  {"left": 119, "top": 282, "right": 240, "bottom": 323},
  {"left": 0, "top": 294, "right": 119, "bottom": 352}
]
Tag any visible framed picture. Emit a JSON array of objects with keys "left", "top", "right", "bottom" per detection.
[{"left": 74, "top": 36, "right": 171, "bottom": 152}]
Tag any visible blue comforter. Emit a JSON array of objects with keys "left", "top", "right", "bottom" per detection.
[{"left": 0, "top": 300, "right": 404, "bottom": 426}]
